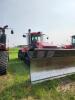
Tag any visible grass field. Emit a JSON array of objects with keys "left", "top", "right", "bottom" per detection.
[{"left": 0, "top": 48, "right": 75, "bottom": 100}]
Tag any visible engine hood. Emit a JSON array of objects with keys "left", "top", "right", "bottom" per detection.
[{"left": 37, "top": 42, "right": 57, "bottom": 48}]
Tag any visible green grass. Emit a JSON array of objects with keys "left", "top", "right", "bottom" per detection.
[{"left": 0, "top": 48, "right": 75, "bottom": 100}]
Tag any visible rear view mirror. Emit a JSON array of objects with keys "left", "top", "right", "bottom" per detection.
[
  {"left": 23, "top": 35, "right": 26, "bottom": 37},
  {"left": 11, "top": 30, "right": 14, "bottom": 34},
  {"left": 47, "top": 37, "right": 49, "bottom": 39},
  {"left": 3, "top": 25, "right": 8, "bottom": 29}
]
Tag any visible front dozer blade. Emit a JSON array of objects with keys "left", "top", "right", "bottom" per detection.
[{"left": 29, "top": 48, "right": 75, "bottom": 84}]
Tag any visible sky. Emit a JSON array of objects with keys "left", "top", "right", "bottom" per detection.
[{"left": 0, "top": 0, "right": 75, "bottom": 47}]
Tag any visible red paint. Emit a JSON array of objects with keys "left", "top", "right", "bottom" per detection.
[{"left": 63, "top": 45, "right": 73, "bottom": 49}]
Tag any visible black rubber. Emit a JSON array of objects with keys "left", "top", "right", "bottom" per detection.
[
  {"left": 0, "top": 67, "right": 6, "bottom": 75},
  {"left": 18, "top": 50, "right": 25, "bottom": 60},
  {"left": 0, "top": 51, "right": 8, "bottom": 75},
  {"left": 24, "top": 52, "right": 30, "bottom": 66}
]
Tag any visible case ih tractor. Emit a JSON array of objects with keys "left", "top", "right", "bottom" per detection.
[
  {"left": 18, "top": 29, "right": 57, "bottom": 64},
  {"left": 18, "top": 29, "right": 75, "bottom": 84}
]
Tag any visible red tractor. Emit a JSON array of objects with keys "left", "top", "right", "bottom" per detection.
[
  {"left": 63, "top": 35, "right": 75, "bottom": 49},
  {"left": 18, "top": 29, "right": 57, "bottom": 65},
  {"left": 18, "top": 29, "right": 75, "bottom": 65}
]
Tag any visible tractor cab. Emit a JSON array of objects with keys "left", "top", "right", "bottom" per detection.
[
  {"left": 31, "top": 32, "right": 42, "bottom": 43},
  {"left": 30, "top": 32, "right": 43, "bottom": 48},
  {"left": 22, "top": 29, "right": 57, "bottom": 49}
]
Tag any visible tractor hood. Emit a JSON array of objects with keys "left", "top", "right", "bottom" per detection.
[{"left": 37, "top": 42, "right": 57, "bottom": 48}]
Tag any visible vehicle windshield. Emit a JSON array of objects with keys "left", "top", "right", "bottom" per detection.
[{"left": 31, "top": 35, "right": 42, "bottom": 42}]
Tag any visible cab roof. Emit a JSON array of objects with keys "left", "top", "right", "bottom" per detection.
[{"left": 31, "top": 32, "right": 42, "bottom": 35}]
